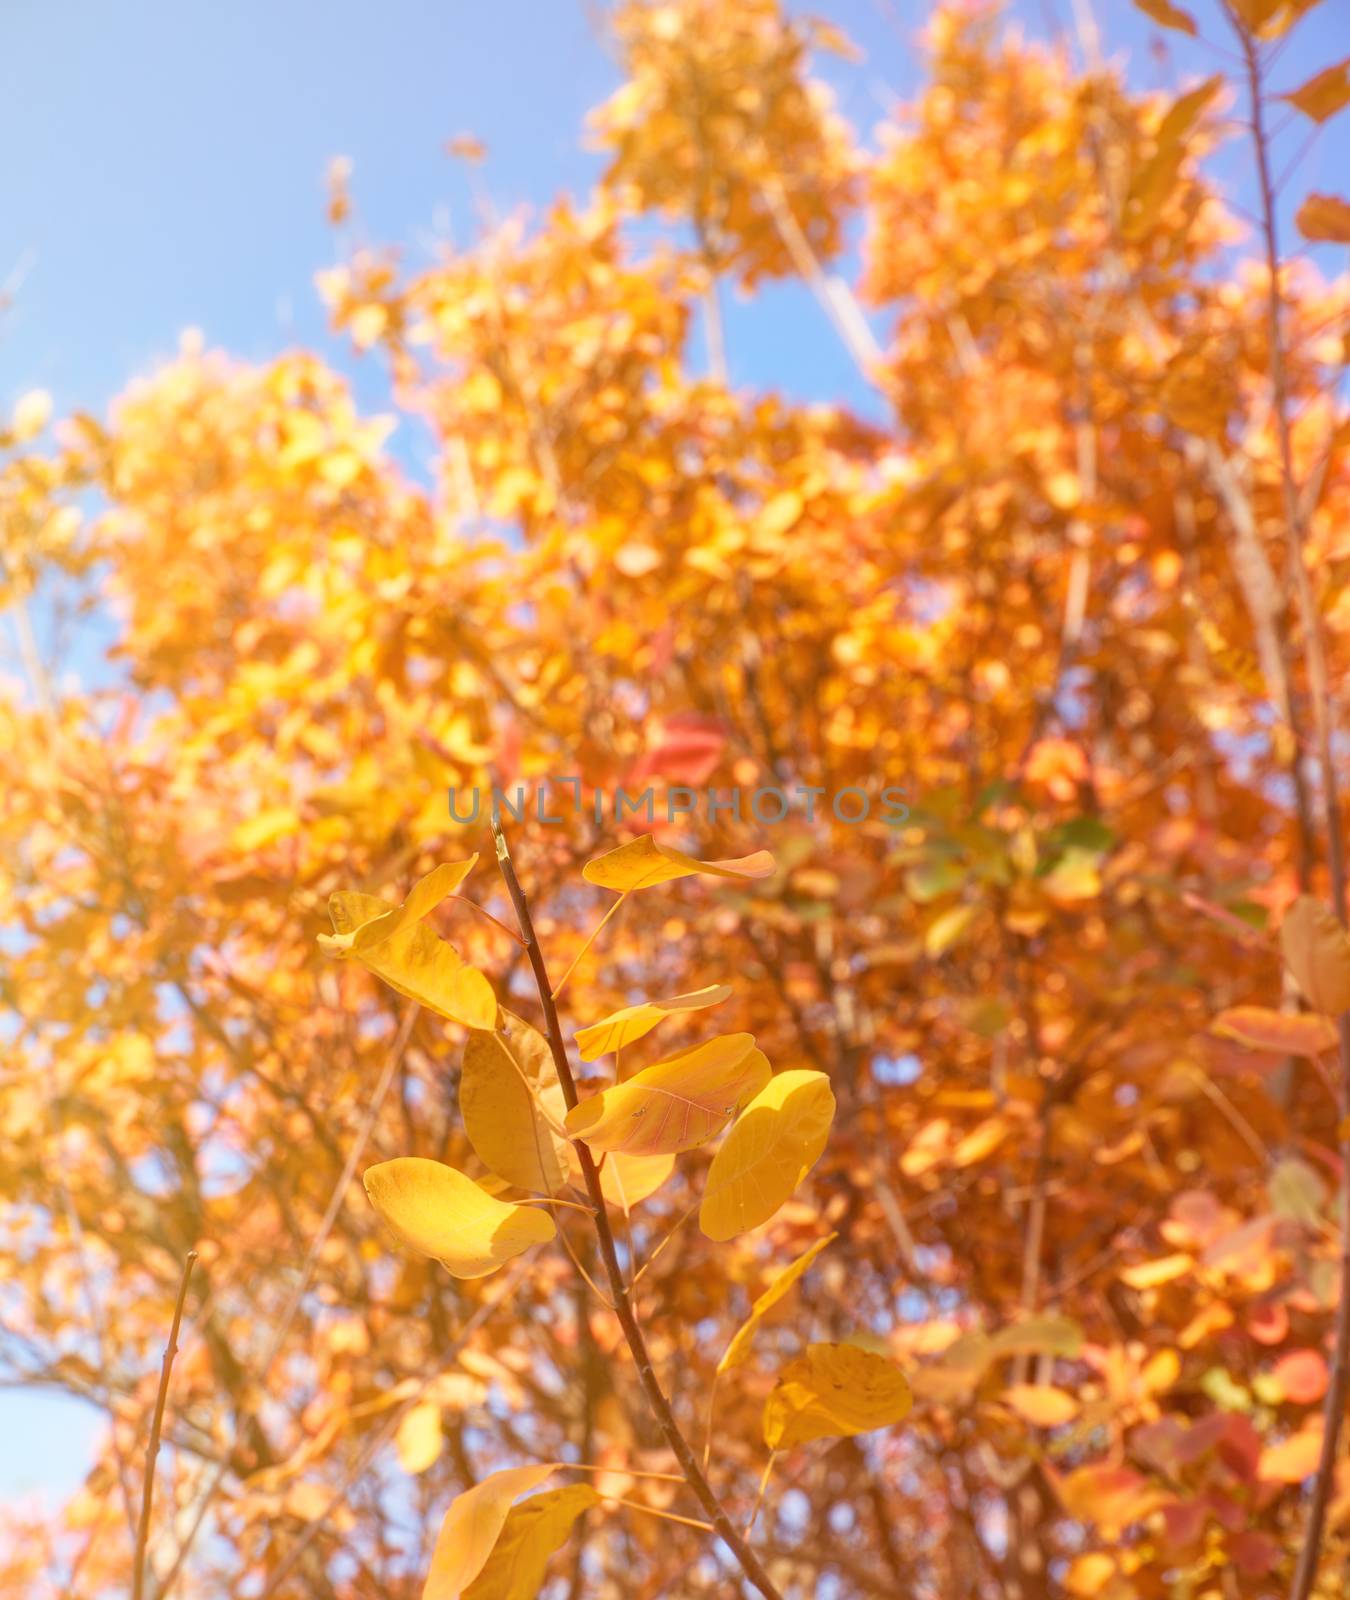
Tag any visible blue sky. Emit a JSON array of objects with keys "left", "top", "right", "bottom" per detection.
[
  {"left": 4, "top": 1, "right": 1347, "bottom": 434},
  {"left": 2, "top": 0, "right": 1347, "bottom": 1518}
]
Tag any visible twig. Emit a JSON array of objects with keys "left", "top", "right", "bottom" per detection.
[
  {"left": 561, "top": 1463, "right": 688, "bottom": 1484},
  {"left": 1231, "top": 17, "right": 1350, "bottom": 1600},
  {"left": 158, "top": 1004, "right": 415, "bottom": 1599},
  {"left": 491, "top": 819, "right": 785, "bottom": 1600},
  {"left": 132, "top": 1250, "right": 198, "bottom": 1600},
  {"left": 744, "top": 1452, "right": 777, "bottom": 1540},
  {"left": 256, "top": 1270, "right": 521, "bottom": 1600},
  {"left": 551, "top": 892, "right": 628, "bottom": 1001},
  {"left": 599, "top": 1496, "right": 715, "bottom": 1532},
  {"left": 450, "top": 893, "right": 527, "bottom": 947},
  {"left": 628, "top": 1198, "right": 699, "bottom": 1292}
]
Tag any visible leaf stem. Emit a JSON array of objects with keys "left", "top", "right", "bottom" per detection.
[
  {"left": 491, "top": 819, "right": 785, "bottom": 1600},
  {"left": 561, "top": 1463, "right": 688, "bottom": 1484},
  {"left": 450, "top": 893, "right": 528, "bottom": 947},
  {"left": 599, "top": 1496, "right": 715, "bottom": 1533},
  {"left": 629, "top": 1199, "right": 700, "bottom": 1292},
  {"left": 551, "top": 893, "right": 627, "bottom": 1001},
  {"left": 132, "top": 1250, "right": 197, "bottom": 1600},
  {"left": 744, "top": 1452, "right": 777, "bottom": 1540}
]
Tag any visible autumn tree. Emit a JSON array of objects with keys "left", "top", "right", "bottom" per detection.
[{"left": 4, "top": 1, "right": 1350, "bottom": 1597}]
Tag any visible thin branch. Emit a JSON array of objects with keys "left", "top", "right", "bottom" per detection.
[
  {"left": 491, "top": 818, "right": 785, "bottom": 1600},
  {"left": 450, "top": 892, "right": 528, "bottom": 947},
  {"left": 629, "top": 1198, "right": 699, "bottom": 1292},
  {"left": 132, "top": 1251, "right": 197, "bottom": 1600},
  {"left": 158, "top": 1004, "right": 415, "bottom": 1598},
  {"left": 744, "top": 1452, "right": 777, "bottom": 1540},
  {"left": 599, "top": 1496, "right": 714, "bottom": 1532},
  {"left": 1233, "top": 19, "right": 1350, "bottom": 1600},
  {"left": 551, "top": 892, "right": 628, "bottom": 1001}
]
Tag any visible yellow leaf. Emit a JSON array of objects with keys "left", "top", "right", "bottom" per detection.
[
  {"left": 763, "top": 1343, "right": 912, "bottom": 1450},
  {"left": 232, "top": 807, "right": 301, "bottom": 852},
  {"left": 1131, "top": 0, "right": 1197, "bottom": 33},
  {"left": 364, "top": 1158, "right": 556, "bottom": 1279},
  {"left": 1280, "top": 896, "right": 1350, "bottom": 1013},
  {"left": 718, "top": 1232, "right": 837, "bottom": 1374},
  {"left": 758, "top": 490, "right": 804, "bottom": 540},
  {"left": 12, "top": 388, "right": 53, "bottom": 440},
  {"left": 1004, "top": 1384, "right": 1079, "bottom": 1427},
  {"left": 1260, "top": 1420, "right": 1324, "bottom": 1484},
  {"left": 952, "top": 1115, "right": 1011, "bottom": 1168},
  {"left": 323, "top": 859, "right": 479, "bottom": 955},
  {"left": 424, "top": 1464, "right": 559, "bottom": 1600},
  {"left": 1066, "top": 1554, "right": 1119, "bottom": 1597},
  {"left": 575, "top": 983, "right": 733, "bottom": 1060},
  {"left": 462, "top": 1484, "right": 598, "bottom": 1600},
  {"left": 1296, "top": 193, "right": 1350, "bottom": 243},
  {"left": 1118, "top": 1253, "right": 1194, "bottom": 1289},
  {"left": 1123, "top": 77, "right": 1222, "bottom": 242},
  {"left": 598, "top": 1151, "right": 676, "bottom": 1210},
  {"left": 581, "top": 835, "right": 775, "bottom": 893},
  {"left": 461, "top": 1013, "right": 571, "bottom": 1195},
  {"left": 1057, "top": 1465, "right": 1159, "bottom": 1537},
  {"left": 1282, "top": 59, "right": 1350, "bottom": 124},
  {"left": 987, "top": 1316, "right": 1084, "bottom": 1362},
  {"left": 396, "top": 1401, "right": 444, "bottom": 1474},
  {"left": 322, "top": 882, "right": 497, "bottom": 1031},
  {"left": 565, "top": 1034, "right": 770, "bottom": 1157},
  {"left": 1211, "top": 1005, "right": 1338, "bottom": 1056},
  {"left": 925, "top": 903, "right": 977, "bottom": 958},
  {"left": 699, "top": 1069, "right": 835, "bottom": 1242}
]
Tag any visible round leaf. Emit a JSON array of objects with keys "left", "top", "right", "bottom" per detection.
[
  {"left": 461, "top": 1014, "right": 571, "bottom": 1194},
  {"left": 699, "top": 1069, "right": 835, "bottom": 1241},
  {"left": 763, "top": 1342, "right": 912, "bottom": 1450},
  {"left": 564, "top": 1034, "right": 771, "bottom": 1156},
  {"left": 582, "top": 835, "right": 774, "bottom": 892},
  {"left": 364, "top": 1157, "right": 556, "bottom": 1279},
  {"left": 424, "top": 1464, "right": 559, "bottom": 1599},
  {"left": 575, "top": 983, "right": 732, "bottom": 1060}
]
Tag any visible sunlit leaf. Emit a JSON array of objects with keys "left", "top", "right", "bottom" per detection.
[
  {"left": 564, "top": 1034, "right": 771, "bottom": 1156},
  {"left": 1211, "top": 1005, "right": 1338, "bottom": 1056},
  {"left": 1269, "top": 1157, "right": 1326, "bottom": 1226},
  {"left": 462, "top": 1484, "right": 599, "bottom": 1600},
  {"left": 1280, "top": 895, "right": 1350, "bottom": 1012},
  {"left": 1282, "top": 59, "right": 1350, "bottom": 123},
  {"left": 1131, "top": 0, "right": 1197, "bottom": 33},
  {"left": 987, "top": 1316, "right": 1084, "bottom": 1362},
  {"left": 763, "top": 1342, "right": 912, "bottom": 1450},
  {"left": 321, "top": 859, "right": 479, "bottom": 954},
  {"left": 1004, "top": 1384, "right": 1079, "bottom": 1427},
  {"left": 461, "top": 1012, "right": 571, "bottom": 1194},
  {"left": 575, "top": 983, "right": 733, "bottom": 1060},
  {"left": 424, "top": 1464, "right": 559, "bottom": 1599},
  {"left": 1122, "top": 76, "right": 1222, "bottom": 242},
  {"left": 925, "top": 903, "right": 977, "bottom": 958},
  {"left": 598, "top": 1151, "right": 677, "bottom": 1210},
  {"left": 1272, "top": 1349, "right": 1329, "bottom": 1404},
  {"left": 321, "top": 874, "right": 497, "bottom": 1031},
  {"left": 1260, "top": 1421, "right": 1323, "bottom": 1484},
  {"left": 700, "top": 1069, "right": 835, "bottom": 1241},
  {"left": 1296, "top": 193, "right": 1350, "bottom": 243},
  {"left": 1057, "top": 1465, "right": 1160, "bottom": 1537},
  {"left": 581, "top": 835, "right": 775, "bottom": 892},
  {"left": 397, "top": 1401, "right": 443, "bottom": 1474},
  {"left": 718, "top": 1232, "right": 837, "bottom": 1373},
  {"left": 364, "top": 1158, "right": 556, "bottom": 1279}
]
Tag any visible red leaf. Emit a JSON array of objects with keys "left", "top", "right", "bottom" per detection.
[
  {"left": 627, "top": 712, "right": 729, "bottom": 786},
  {"left": 1272, "top": 1349, "right": 1329, "bottom": 1405}
]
